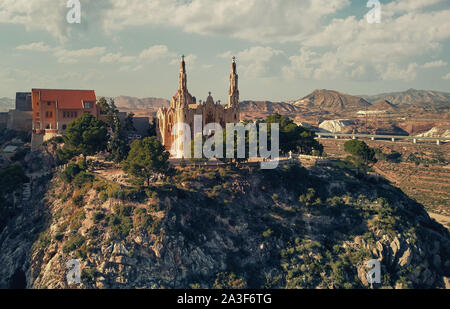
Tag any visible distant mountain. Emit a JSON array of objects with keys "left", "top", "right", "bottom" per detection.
[
  {"left": 0, "top": 97, "right": 14, "bottom": 112},
  {"left": 368, "top": 99, "right": 398, "bottom": 111},
  {"left": 292, "top": 89, "right": 371, "bottom": 113},
  {"left": 240, "top": 100, "right": 303, "bottom": 114},
  {"left": 113, "top": 96, "right": 169, "bottom": 111},
  {"left": 362, "top": 89, "right": 450, "bottom": 109}
]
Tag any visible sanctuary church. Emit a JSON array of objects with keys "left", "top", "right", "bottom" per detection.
[{"left": 156, "top": 56, "right": 241, "bottom": 157}]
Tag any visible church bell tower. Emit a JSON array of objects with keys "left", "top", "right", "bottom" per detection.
[{"left": 228, "top": 56, "right": 239, "bottom": 109}]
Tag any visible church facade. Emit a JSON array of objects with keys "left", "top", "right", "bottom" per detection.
[{"left": 156, "top": 56, "right": 240, "bottom": 157}]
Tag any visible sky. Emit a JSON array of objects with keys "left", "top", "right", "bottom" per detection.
[{"left": 0, "top": 0, "right": 449, "bottom": 103}]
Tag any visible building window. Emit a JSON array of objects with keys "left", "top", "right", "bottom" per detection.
[
  {"left": 45, "top": 111, "right": 53, "bottom": 118},
  {"left": 47, "top": 102, "right": 51, "bottom": 106},
  {"left": 83, "top": 102, "right": 92, "bottom": 109}
]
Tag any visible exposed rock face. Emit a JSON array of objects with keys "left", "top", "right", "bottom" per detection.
[
  {"left": 319, "top": 119, "right": 354, "bottom": 133},
  {"left": 1, "top": 161, "right": 449, "bottom": 289},
  {"left": 293, "top": 90, "right": 371, "bottom": 113},
  {"left": 240, "top": 101, "right": 303, "bottom": 114},
  {"left": 415, "top": 126, "right": 450, "bottom": 138}
]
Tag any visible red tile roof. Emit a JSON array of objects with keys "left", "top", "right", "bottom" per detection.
[{"left": 32, "top": 89, "right": 96, "bottom": 109}]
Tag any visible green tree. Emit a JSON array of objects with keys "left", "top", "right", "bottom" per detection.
[
  {"left": 98, "top": 97, "right": 134, "bottom": 163},
  {"left": 61, "top": 113, "right": 108, "bottom": 158},
  {"left": 122, "top": 137, "right": 170, "bottom": 186},
  {"left": 262, "top": 114, "right": 323, "bottom": 155},
  {"left": 344, "top": 140, "right": 377, "bottom": 164},
  {"left": 148, "top": 118, "right": 157, "bottom": 137}
]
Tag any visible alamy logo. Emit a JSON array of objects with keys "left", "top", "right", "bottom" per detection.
[
  {"left": 366, "top": 0, "right": 382, "bottom": 24},
  {"left": 66, "top": 0, "right": 81, "bottom": 24},
  {"left": 66, "top": 259, "right": 81, "bottom": 285},
  {"left": 171, "top": 115, "right": 280, "bottom": 169},
  {"left": 366, "top": 259, "right": 381, "bottom": 284}
]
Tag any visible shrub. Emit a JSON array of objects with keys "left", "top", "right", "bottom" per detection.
[
  {"left": 99, "top": 192, "right": 108, "bottom": 202},
  {"left": 61, "top": 164, "right": 81, "bottom": 183},
  {"left": 213, "top": 272, "right": 247, "bottom": 289},
  {"left": 107, "top": 205, "right": 134, "bottom": 238},
  {"left": 72, "top": 193, "right": 84, "bottom": 207},
  {"left": 69, "top": 210, "right": 86, "bottom": 231},
  {"left": 93, "top": 212, "right": 105, "bottom": 223},
  {"left": 262, "top": 229, "right": 273, "bottom": 238},
  {"left": 72, "top": 171, "right": 94, "bottom": 189},
  {"left": 63, "top": 234, "right": 85, "bottom": 253}
]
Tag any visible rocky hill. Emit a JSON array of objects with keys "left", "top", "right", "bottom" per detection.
[
  {"left": 362, "top": 89, "right": 450, "bottom": 109},
  {"left": 240, "top": 101, "right": 303, "bottom": 118},
  {"left": 292, "top": 90, "right": 371, "bottom": 113},
  {"left": 1, "top": 151, "right": 449, "bottom": 289},
  {"left": 113, "top": 96, "right": 169, "bottom": 111},
  {"left": 368, "top": 100, "right": 398, "bottom": 112}
]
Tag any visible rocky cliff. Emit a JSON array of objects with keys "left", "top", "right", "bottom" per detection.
[{"left": 1, "top": 158, "right": 449, "bottom": 289}]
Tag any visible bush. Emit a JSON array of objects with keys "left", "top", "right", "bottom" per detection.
[
  {"left": 344, "top": 140, "right": 377, "bottom": 164},
  {"left": 99, "top": 192, "right": 108, "bottom": 202},
  {"left": 213, "top": 272, "right": 247, "bottom": 289},
  {"left": 93, "top": 212, "right": 105, "bottom": 223},
  {"left": 72, "top": 171, "right": 94, "bottom": 189},
  {"left": 107, "top": 205, "right": 134, "bottom": 238},
  {"left": 63, "top": 234, "right": 85, "bottom": 253},
  {"left": 69, "top": 210, "right": 86, "bottom": 231},
  {"left": 262, "top": 229, "right": 273, "bottom": 238},
  {"left": 72, "top": 193, "right": 84, "bottom": 207},
  {"left": 61, "top": 164, "right": 81, "bottom": 183}
]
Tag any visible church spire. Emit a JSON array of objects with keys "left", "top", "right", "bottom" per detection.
[
  {"left": 228, "top": 56, "right": 239, "bottom": 108},
  {"left": 179, "top": 55, "right": 187, "bottom": 91}
]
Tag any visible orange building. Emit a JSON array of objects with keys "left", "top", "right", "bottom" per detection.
[{"left": 32, "top": 89, "right": 99, "bottom": 135}]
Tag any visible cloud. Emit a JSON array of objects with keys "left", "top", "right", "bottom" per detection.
[
  {"left": 0, "top": 0, "right": 70, "bottom": 41},
  {"left": 15, "top": 42, "right": 107, "bottom": 64},
  {"left": 283, "top": 1, "right": 450, "bottom": 82},
  {"left": 139, "top": 45, "right": 176, "bottom": 61},
  {"left": 100, "top": 53, "right": 135, "bottom": 64},
  {"left": 16, "top": 41, "right": 51, "bottom": 52},
  {"left": 384, "top": 0, "right": 445, "bottom": 15},
  {"left": 422, "top": 60, "right": 448, "bottom": 68},
  {"left": 378, "top": 63, "right": 419, "bottom": 82},
  {"left": 119, "top": 65, "right": 143, "bottom": 72},
  {"left": 219, "top": 46, "right": 284, "bottom": 78},
  {"left": 53, "top": 47, "right": 106, "bottom": 64},
  {"left": 101, "top": 0, "right": 350, "bottom": 43},
  {"left": 443, "top": 73, "right": 450, "bottom": 80},
  {"left": 1, "top": 0, "right": 351, "bottom": 42}
]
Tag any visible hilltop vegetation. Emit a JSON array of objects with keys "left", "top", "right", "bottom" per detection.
[
  {"left": 19, "top": 160, "right": 449, "bottom": 289},
  {"left": 0, "top": 110, "right": 449, "bottom": 289}
]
